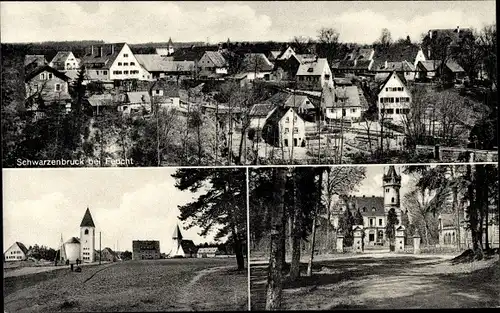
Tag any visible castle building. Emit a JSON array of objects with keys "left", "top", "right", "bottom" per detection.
[{"left": 332, "top": 166, "right": 403, "bottom": 247}]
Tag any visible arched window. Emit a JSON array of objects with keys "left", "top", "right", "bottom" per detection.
[
  {"left": 372, "top": 207, "right": 376, "bottom": 212},
  {"left": 391, "top": 197, "right": 395, "bottom": 203},
  {"left": 84, "top": 229, "right": 89, "bottom": 235}
]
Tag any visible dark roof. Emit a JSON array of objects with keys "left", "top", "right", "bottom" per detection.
[
  {"left": 242, "top": 53, "right": 274, "bottom": 72},
  {"left": 65, "top": 237, "right": 81, "bottom": 244},
  {"left": 417, "top": 60, "right": 439, "bottom": 72},
  {"left": 16, "top": 242, "right": 29, "bottom": 254},
  {"left": 427, "top": 27, "right": 473, "bottom": 46},
  {"left": 383, "top": 165, "right": 401, "bottom": 183},
  {"left": 24, "top": 65, "right": 70, "bottom": 82},
  {"left": 249, "top": 103, "right": 276, "bottom": 117},
  {"left": 81, "top": 43, "right": 126, "bottom": 69},
  {"left": 264, "top": 106, "right": 303, "bottom": 127},
  {"left": 372, "top": 43, "right": 421, "bottom": 70},
  {"left": 151, "top": 80, "right": 180, "bottom": 97},
  {"left": 25, "top": 55, "right": 47, "bottom": 67},
  {"left": 172, "top": 225, "right": 183, "bottom": 240},
  {"left": 80, "top": 208, "right": 96, "bottom": 227},
  {"left": 180, "top": 240, "right": 197, "bottom": 253},
  {"left": 170, "top": 49, "right": 206, "bottom": 62},
  {"left": 203, "top": 51, "right": 227, "bottom": 67},
  {"left": 346, "top": 196, "right": 385, "bottom": 216},
  {"left": 353, "top": 60, "right": 373, "bottom": 69},
  {"left": 378, "top": 71, "right": 407, "bottom": 92}
]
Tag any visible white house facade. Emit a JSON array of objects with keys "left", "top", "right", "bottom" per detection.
[
  {"left": 377, "top": 72, "right": 412, "bottom": 125},
  {"left": 4, "top": 242, "right": 28, "bottom": 262}
]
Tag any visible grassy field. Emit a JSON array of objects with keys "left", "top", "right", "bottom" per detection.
[
  {"left": 251, "top": 254, "right": 500, "bottom": 310},
  {"left": 4, "top": 258, "right": 248, "bottom": 312}
]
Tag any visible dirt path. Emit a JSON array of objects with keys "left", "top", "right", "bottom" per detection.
[
  {"left": 176, "top": 265, "right": 234, "bottom": 310},
  {"left": 251, "top": 254, "right": 500, "bottom": 310}
]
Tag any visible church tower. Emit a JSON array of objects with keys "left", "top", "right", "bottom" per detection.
[
  {"left": 169, "top": 224, "right": 185, "bottom": 257},
  {"left": 80, "top": 207, "right": 96, "bottom": 263},
  {"left": 383, "top": 166, "right": 402, "bottom": 225},
  {"left": 167, "top": 37, "right": 174, "bottom": 56}
]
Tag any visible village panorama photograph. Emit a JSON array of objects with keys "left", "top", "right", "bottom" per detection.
[
  {"left": 3, "top": 167, "right": 249, "bottom": 312},
  {"left": 249, "top": 164, "right": 499, "bottom": 310},
  {"left": 1, "top": 1, "right": 497, "bottom": 167}
]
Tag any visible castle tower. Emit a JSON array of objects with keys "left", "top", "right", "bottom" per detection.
[
  {"left": 80, "top": 207, "right": 96, "bottom": 263},
  {"left": 383, "top": 166, "right": 402, "bottom": 225}
]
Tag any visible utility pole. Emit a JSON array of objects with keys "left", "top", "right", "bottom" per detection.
[{"left": 99, "top": 232, "right": 102, "bottom": 265}]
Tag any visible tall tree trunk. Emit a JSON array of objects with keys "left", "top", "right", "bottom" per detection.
[
  {"left": 307, "top": 171, "right": 322, "bottom": 277},
  {"left": 266, "top": 168, "right": 286, "bottom": 311},
  {"left": 306, "top": 212, "right": 317, "bottom": 277},
  {"left": 468, "top": 164, "right": 483, "bottom": 259},
  {"left": 290, "top": 171, "right": 302, "bottom": 281}
]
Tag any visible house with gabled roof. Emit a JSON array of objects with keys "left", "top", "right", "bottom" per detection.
[
  {"left": 276, "top": 46, "right": 296, "bottom": 61},
  {"left": 296, "top": 58, "right": 334, "bottom": 90},
  {"left": 24, "top": 55, "right": 48, "bottom": 73},
  {"left": 423, "top": 26, "right": 473, "bottom": 59},
  {"left": 333, "top": 47, "right": 375, "bottom": 75},
  {"left": 135, "top": 54, "right": 196, "bottom": 81},
  {"left": 198, "top": 51, "right": 228, "bottom": 76},
  {"left": 377, "top": 71, "right": 411, "bottom": 125},
  {"left": 321, "top": 85, "right": 367, "bottom": 121},
  {"left": 150, "top": 79, "right": 180, "bottom": 109},
  {"left": 24, "top": 65, "right": 72, "bottom": 116},
  {"left": 241, "top": 53, "right": 274, "bottom": 80},
  {"left": 371, "top": 43, "right": 426, "bottom": 81},
  {"left": 262, "top": 106, "right": 306, "bottom": 148},
  {"left": 118, "top": 91, "right": 152, "bottom": 115},
  {"left": 4, "top": 242, "right": 29, "bottom": 262},
  {"left": 81, "top": 43, "right": 151, "bottom": 81},
  {"left": 50, "top": 51, "right": 80, "bottom": 71}
]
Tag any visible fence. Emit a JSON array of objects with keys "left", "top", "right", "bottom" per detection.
[{"left": 416, "top": 145, "right": 498, "bottom": 162}]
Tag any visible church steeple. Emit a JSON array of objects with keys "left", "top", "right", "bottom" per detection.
[
  {"left": 172, "top": 224, "right": 183, "bottom": 240},
  {"left": 80, "top": 207, "right": 95, "bottom": 227}
]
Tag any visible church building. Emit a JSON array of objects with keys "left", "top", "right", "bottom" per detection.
[{"left": 59, "top": 207, "right": 97, "bottom": 264}]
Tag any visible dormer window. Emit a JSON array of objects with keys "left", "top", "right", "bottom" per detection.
[
  {"left": 307, "top": 67, "right": 314, "bottom": 73},
  {"left": 372, "top": 207, "right": 376, "bottom": 212}
]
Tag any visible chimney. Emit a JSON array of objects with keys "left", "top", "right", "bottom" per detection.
[{"left": 91, "top": 46, "right": 94, "bottom": 55}]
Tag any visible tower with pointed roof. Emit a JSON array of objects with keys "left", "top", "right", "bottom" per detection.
[
  {"left": 383, "top": 166, "right": 402, "bottom": 225},
  {"left": 80, "top": 207, "right": 96, "bottom": 263},
  {"left": 167, "top": 37, "right": 174, "bottom": 56},
  {"left": 168, "top": 224, "right": 185, "bottom": 257}
]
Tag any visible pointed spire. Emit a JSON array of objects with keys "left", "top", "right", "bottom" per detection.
[
  {"left": 383, "top": 165, "right": 401, "bottom": 183},
  {"left": 168, "top": 37, "right": 173, "bottom": 46},
  {"left": 172, "top": 224, "right": 183, "bottom": 240},
  {"left": 80, "top": 207, "right": 95, "bottom": 227}
]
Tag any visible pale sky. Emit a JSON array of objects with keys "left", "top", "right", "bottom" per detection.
[
  {"left": 0, "top": 1, "right": 496, "bottom": 44},
  {"left": 2, "top": 168, "right": 223, "bottom": 253},
  {"left": 352, "top": 165, "right": 413, "bottom": 198}
]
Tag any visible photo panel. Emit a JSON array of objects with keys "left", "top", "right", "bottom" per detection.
[
  {"left": 3, "top": 167, "right": 249, "bottom": 312},
  {"left": 249, "top": 163, "right": 499, "bottom": 310},
  {"left": 1, "top": 1, "right": 497, "bottom": 167}
]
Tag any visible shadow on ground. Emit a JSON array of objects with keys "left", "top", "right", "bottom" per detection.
[{"left": 250, "top": 255, "right": 500, "bottom": 310}]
